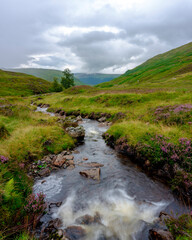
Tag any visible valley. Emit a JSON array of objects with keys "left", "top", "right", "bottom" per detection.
[{"left": 0, "top": 42, "right": 191, "bottom": 240}]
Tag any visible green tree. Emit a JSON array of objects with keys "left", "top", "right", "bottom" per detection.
[
  {"left": 51, "top": 77, "right": 63, "bottom": 92},
  {"left": 61, "top": 68, "right": 75, "bottom": 89}
]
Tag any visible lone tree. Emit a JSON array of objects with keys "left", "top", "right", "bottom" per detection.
[
  {"left": 51, "top": 77, "right": 63, "bottom": 92},
  {"left": 61, "top": 68, "right": 75, "bottom": 89}
]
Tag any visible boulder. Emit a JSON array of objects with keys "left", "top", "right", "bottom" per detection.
[
  {"left": 149, "top": 229, "right": 174, "bottom": 240},
  {"left": 83, "top": 157, "right": 88, "bottom": 161},
  {"left": 76, "top": 115, "right": 82, "bottom": 121},
  {"left": 98, "top": 117, "right": 106, "bottom": 122},
  {"left": 53, "top": 154, "right": 66, "bottom": 167},
  {"left": 66, "top": 126, "right": 85, "bottom": 141},
  {"left": 38, "top": 168, "right": 50, "bottom": 177},
  {"left": 64, "top": 226, "right": 86, "bottom": 240},
  {"left": 159, "top": 212, "right": 172, "bottom": 224},
  {"left": 45, "top": 218, "right": 63, "bottom": 233},
  {"left": 79, "top": 168, "right": 100, "bottom": 181}
]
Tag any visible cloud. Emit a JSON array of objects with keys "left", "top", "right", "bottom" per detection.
[{"left": 0, "top": 0, "right": 192, "bottom": 73}]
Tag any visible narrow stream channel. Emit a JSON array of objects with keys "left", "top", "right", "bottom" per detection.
[{"left": 34, "top": 107, "right": 186, "bottom": 240}]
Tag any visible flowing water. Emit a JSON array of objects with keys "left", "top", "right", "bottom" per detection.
[{"left": 34, "top": 108, "right": 186, "bottom": 240}]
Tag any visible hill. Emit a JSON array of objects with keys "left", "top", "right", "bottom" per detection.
[
  {"left": 0, "top": 69, "right": 52, "bottom": 96},
  {"left": 9, "top": 68, "right": 120, "bottom": 86},
  {"left": 74, "top": 73, "right": 120, "bottom": 85},
  {"left": 98, "top": 42, "right": 192, "bottom": 89},
  {"left": 9, "top": 68, "right": 83, "bottom": 86}
]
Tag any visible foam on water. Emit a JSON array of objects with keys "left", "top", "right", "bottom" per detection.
[
  {"left": 36, "top": 107, "right": 55, "bottom": 116},
  {"left": 54, "top": 188, "right": 168, "bottom": 240}
]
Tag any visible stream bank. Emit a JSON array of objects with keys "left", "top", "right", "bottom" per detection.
[{"left": 33, "top": 107, "right": 188, "bottom": 240}]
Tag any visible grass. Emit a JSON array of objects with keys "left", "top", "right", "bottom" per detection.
[
  {"left": 0, "top": 99, "right": 75, "bottom": 239},
  {"left": 0, "top": 69, "right": 52, "bottom": 96},
  {"left": 98, "top": 41, "right": 192, "bottom": 89}
]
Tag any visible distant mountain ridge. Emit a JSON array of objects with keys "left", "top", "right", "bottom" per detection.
[
  {"left": 8, "top": 68, "right": 83, "bottom": 86},
  {"left": 98, "top": 42, "right": 192, "bottom": 89},
  {"left": 8, "top": 68, "right": 120, "bottom": 86},
  {"left": 74, "top": 73, "right": 120, "bottom": 85}
]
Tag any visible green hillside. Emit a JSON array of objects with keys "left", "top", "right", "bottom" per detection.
[
  {"left": 98, "top": 42, "right": 192, "bottom": 89},
  {"left": 9, "top": 68, "right": 120, "bottom": 86},
  {"left": 74, "top": 73, "right": 120, "bottom": 85},
  {"left": 0, "top": 70, "right": 52, "bottom": 96},
  {"left": 9, "top": 68, "right": 83, "bottom": 86}
]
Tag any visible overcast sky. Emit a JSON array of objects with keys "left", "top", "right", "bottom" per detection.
[{"left": 1, "top": 0, "right": 192, "bottom": 73}]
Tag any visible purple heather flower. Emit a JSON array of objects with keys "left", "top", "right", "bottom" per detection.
[{"left": 0, "top": 155, "right": 9, "bottom": 163}]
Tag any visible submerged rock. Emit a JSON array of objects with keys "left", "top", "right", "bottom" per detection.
[
  {"left": 64, "top": 226, "right": 86, "bottom": 240},
  {"left": 75, "top": 212, "right": 101, "bottom": 225},
  {"left": 79, "top": 168, "right": 100, "bottom": 180},
  {"left": 44, "top": 218, "right": 63, "bottom": 233},
  {"left": 78, "top": 162, "right": 104, "bottom": 168}
]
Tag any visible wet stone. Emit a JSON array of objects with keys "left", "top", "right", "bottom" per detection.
[
  {"left": 98, "top": 117, "right": 106, "bottom": 122},
  {"left": 38, "top": 168, "right": 50, "bottom": 177},
  {"left": 73, "top": 150, "right": 80, "bottom": 154},
  {"left": 53, "top": 154, "right": 66, "bottom": 167},
  {"left": 79, "top": 168, "right": 100, "bottom": 181},
  {"left": 149, "top": 229, "right": 174, "bottom": 240},
  {"left": 66, "top": 126, "right": 85, "bottom": 141},
  {"left": 44, "top": 218, "right": 63, "bottom": 233},
  {"left": 65, "top": 155, "right": 74, "bottom": 161},
  {"left": 75, "top": 212, "right": 101, "bottom": 225},
  {"left": 76, "top": 115, "right": 82, "bottom": 121},
  {"left": 78, "top": 162, "right": 104, "bottom": 168},
  {"left": 64, "top": 226, "right": 86, "bottom": 240}
]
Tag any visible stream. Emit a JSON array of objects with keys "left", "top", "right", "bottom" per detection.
[{"left": 34, "top": 107, "right": 186, "bottom": 240}]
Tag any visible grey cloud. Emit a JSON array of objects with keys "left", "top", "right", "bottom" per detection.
[{"left": 0, "top": 0, "right": 192, "bottom": 73}]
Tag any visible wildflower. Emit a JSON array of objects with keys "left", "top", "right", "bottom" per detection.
[{"left": 0, "top": 155, "right": 9, "bottom": 163}]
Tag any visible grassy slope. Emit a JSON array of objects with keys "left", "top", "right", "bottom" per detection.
[
  {"left": 9, "top": 68, "right": 83, "bottom": 86},
  {"left": 74, "top": 73, "right": 120, "bottom": 85},
  {"left": 0, "top": 97, "right": 74, "bottom": 238},
  {"left": 98, "top": 42, "right": 192, "bottom": 89},
  {"left": 0, "top": 70, "right": 52, "bottom": 96}
]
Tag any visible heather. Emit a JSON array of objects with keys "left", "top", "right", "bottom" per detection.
[
  {"left": 152, "top": 104, "right": 192, "bottom": 125},
  {"left": 165, "top": 213, "right": 192, "bottom": 240}
]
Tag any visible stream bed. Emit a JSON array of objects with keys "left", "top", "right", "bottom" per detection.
[{"left": 33, "top": 108, "right": 186, "bottom": 240}]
